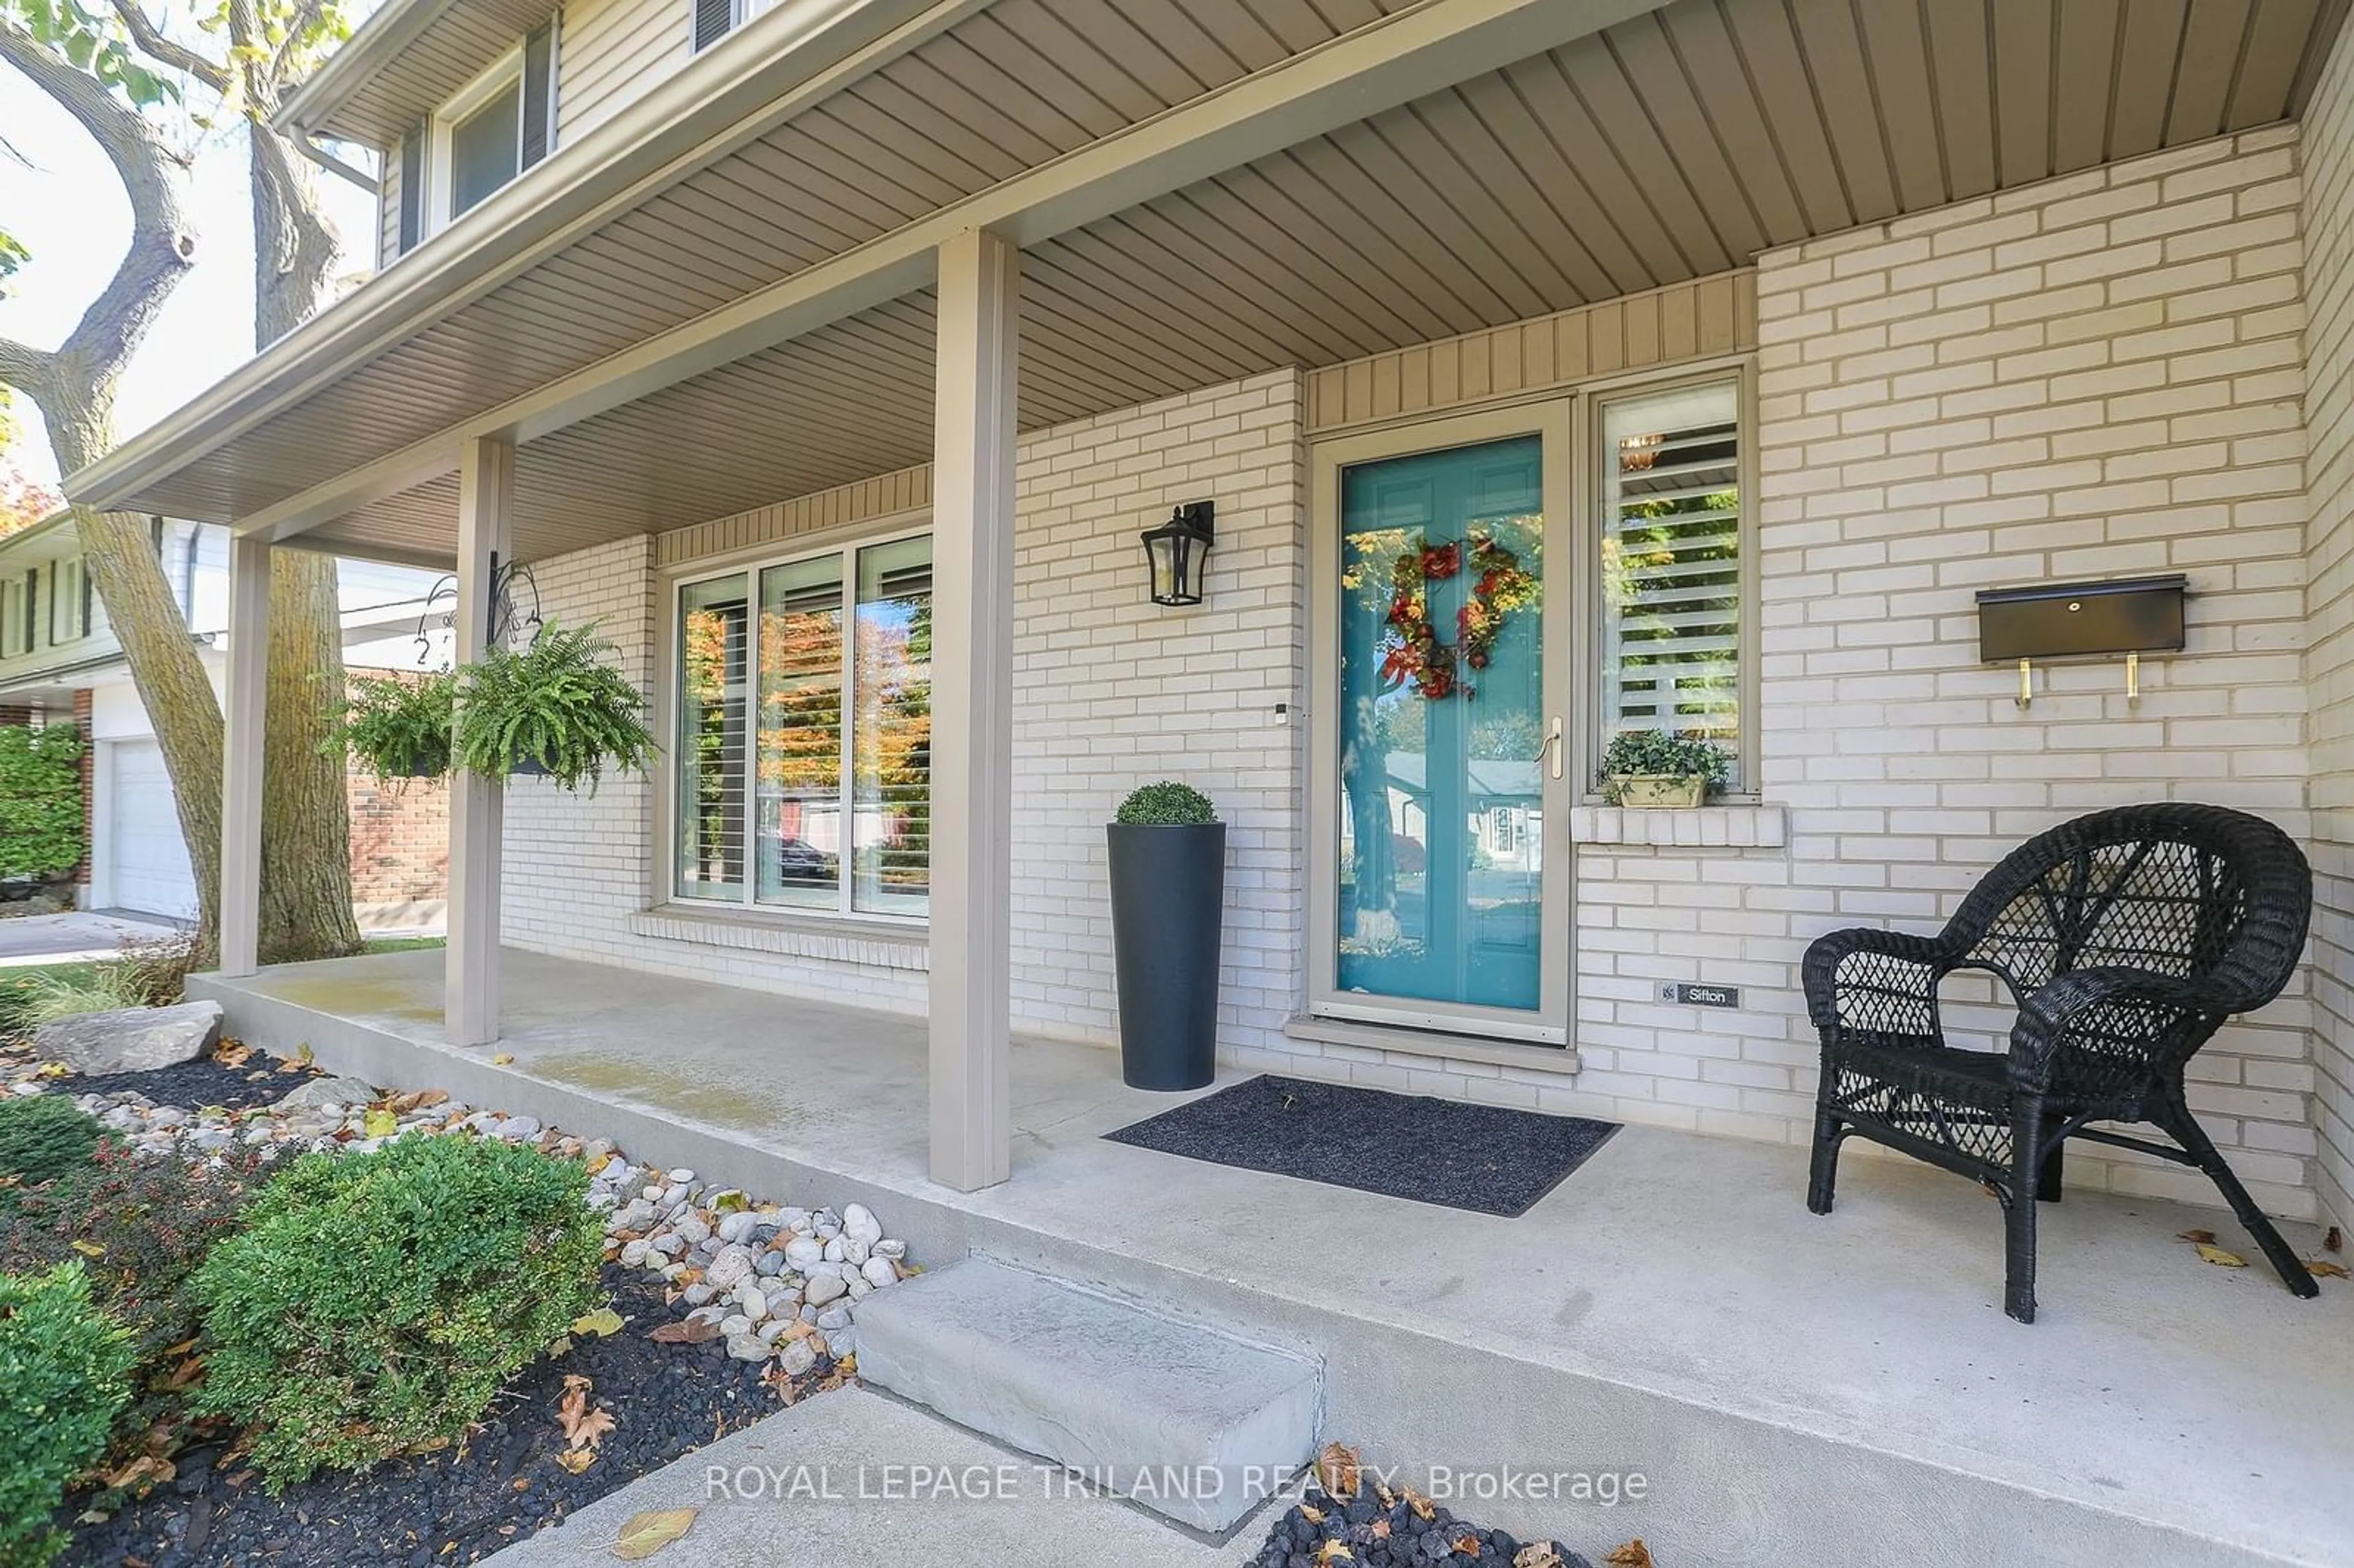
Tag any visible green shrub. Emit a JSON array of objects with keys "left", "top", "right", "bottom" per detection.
[
  {"left": 0, "top": 1097, "right": 105, "bottom": 1189},
  {"left": 1598, "top": 729, "right": 1732, "bottom": 794},
  {"left": 331, "top": 671, "right": 456, "bottom": 782},
  {"left": 1114, "top": 780, "right": 1219, "bottom": 826},
  {"left": 191, "top": 1135, "right": 604, "bottom": 1488},
  {"left": 452, "top": 622, "right": 656, "bottom": 793},
  {"left": 0, "top": 726, "right": 84, "bottom": 884},
  {"left": 2, "top": 1143, "right": 265, "bottom": 1452},
  {"left": 0, "top": 1262, "right": 134, "bottom": 1567}
]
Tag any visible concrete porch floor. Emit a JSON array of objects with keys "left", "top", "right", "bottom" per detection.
[{"left": 192, "top": 947, "right": 2354, "bottom": 1568}]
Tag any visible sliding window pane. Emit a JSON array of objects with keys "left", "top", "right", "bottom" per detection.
[
  {"left": 755, "top": 556, "right": 843, "bottom": 908},
  {"left": 852, "top": 538, "right": 931, "bottom": 916},
  {"left": 676, "top": 574, "right": 748, "bottom": 900}
]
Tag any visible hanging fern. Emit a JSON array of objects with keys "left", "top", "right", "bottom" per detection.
[
  {"left": 451, "top": 622, "right": 657, "bottom": 794},
  {"left": 330, "top": 672, "right": 456, "bottom": 782}
]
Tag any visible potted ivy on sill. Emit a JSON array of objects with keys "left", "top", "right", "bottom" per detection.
[
  {"left": 1600, "top": 729, "right": 1732, "bottom": 809},
  {"left": 1106, "top": 781, "right": 1224, "bottom": 1091},
  {"left": 452, "top": 622, "right": 657, "bottom": 792},
  {"left": 332, "top": 671, "right": 457, "bottom": 782}
]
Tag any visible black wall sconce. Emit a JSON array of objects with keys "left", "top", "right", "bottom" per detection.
[
  {"left": 1140, "top": 501, "right": 1215, "bottom": 607},
  {"left": 1976, "top": 573, "right": 2186, "bottom": 709}
]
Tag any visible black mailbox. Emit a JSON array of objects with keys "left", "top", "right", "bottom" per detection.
[{"left": 1976, "top": 575, "right": 2187, "bottom": 663}]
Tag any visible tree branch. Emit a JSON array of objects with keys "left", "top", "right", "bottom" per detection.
[
  {"left": 0, "top": 17, "right": 199, "bottom": 388},
  {"left": 109, "top": 0, "right": 230, "bottom": 93},
  {"left": 0, "top": 334, "right": 56, "bottom": 400}
]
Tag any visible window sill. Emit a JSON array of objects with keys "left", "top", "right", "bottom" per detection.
[
  {"left": 628, "top": 904, "right": 928, "bottom": 972},
  {"left": 1283, "top": 1014, "right": 1581, "bottom": 1077},
  {"left": 1567, "top": 803, "right": 1788, "bottom": 848}
]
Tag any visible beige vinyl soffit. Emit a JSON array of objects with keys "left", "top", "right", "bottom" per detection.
[{"left": 1305, "top": 272, "right": 1758, "bottom": 434}]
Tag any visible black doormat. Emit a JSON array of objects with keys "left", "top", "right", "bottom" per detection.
[{"left": 1103, "top": 1074, "right": 1619, "bottom": 1217}]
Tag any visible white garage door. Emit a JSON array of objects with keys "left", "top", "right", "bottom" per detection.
[{"left": 109, "top": 740, "right": 197, "bottom": 919}]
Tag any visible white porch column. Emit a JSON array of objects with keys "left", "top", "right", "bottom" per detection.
[
  {"left": 928, "top": 227, "right": 1018, "bottom": 1192},
  {"left": 446, "top": 436, "right": 514, "bottom": 1046},
  {"left": 218, "top": 535, "right": 271, "bottom": 978}
]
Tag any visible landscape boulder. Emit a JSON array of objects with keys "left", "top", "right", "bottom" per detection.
[{"left": 32, "top": 1000, "right": 224, "bottom": 1075}]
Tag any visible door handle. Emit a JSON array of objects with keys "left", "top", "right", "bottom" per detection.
[{"left": 1537, "top": 716, "right": 1563, "bottom": 780}]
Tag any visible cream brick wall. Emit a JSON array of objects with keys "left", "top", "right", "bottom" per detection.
[
  {"left": 1743, "top": 127, "right": 2317, "bottom": 1218},
  {"left": 2303, "top": 16, "right": 2354, "bottom": 1238}
]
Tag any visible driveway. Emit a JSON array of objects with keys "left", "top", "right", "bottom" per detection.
[{"left": 0, "top": 910, "right": 185, "bottom": 967}]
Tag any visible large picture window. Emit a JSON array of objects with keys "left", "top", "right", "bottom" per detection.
[
  {"left": 1598, "top": 380, "right": 1743, "bottom": 785},
  {"left": 673, "top": 532, "right": 932, "bottom": 921}
]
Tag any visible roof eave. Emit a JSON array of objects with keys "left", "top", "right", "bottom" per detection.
[
  {"left": 275, "top": 0, "right": 457, "bottom": 141},
  {"left": 69, "top": 0, "right": 943, "bottom": 519}
]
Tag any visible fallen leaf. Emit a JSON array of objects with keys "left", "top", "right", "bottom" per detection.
[
  {"left": 586, "top": 1152, "right": 612, "bottom": 1176},
  {"left": 35, "top": 1060, "right": 69, "bottom": 1078},
  {"left": 572, "top": 1306, "right": 625, "bottom": 1339},
  {"left": 101, "top": 1455, "right": 175, "bottom": 1493},
  {"left": 2177, "top": 1228, "right": 2217, "bottom": 1245},
  {"left": 544, "top": 1336, "right": 573, "bottom": 1360},
  {"left": 649, "top": 1318, "right": 723, "bottom": 1346},
  {"left": 556, "top": 1374, "right": 617, "bottom": 1453},
  {"left": 212, "top": 1040, "right": 252, "bottom": 1068},
  {"left": 1403, "top": 1488, "right": 1434, "bottom": 1521},
  {"left": 555, "top": 1448, "right": 596, "bottom": 1475},
  {"left": 1512, "top": 1547, "right": 1563, "bottom": 1568},
  {"left": 1605, "top": 1542, "right": 1656, "bottom": 1568},
  {"left": 1371, "top": 1519, "right": 1390, "bottom": 1541},
  {"left": 69, "top": 1240, "right": 105, "bottom": 1258},
  {"left": 2195, "top": 1243, "right": 2248, "bottom": 1269},
  {"left": 760, "top": 1364, "right": 800, "bottom": 1404},
  {"left": 1312, "top": 1543, "right": 1354, "bottom": 1566},
  {"left": 1452, "top": 1534, "right": 1481, "bottom": 1556},
  {"left": 609, "top": 1507, "right": 697, "bottom": 1560},
  {"left": 492, "top": 1053, "right": 515, "bottom": 1066},
  {"left": 292, "top": 1043, "right": 315, "bottom": 1069},
  {"left": 363, "top": 1108, "right": 398, "bottom": 1139},
  {"left": 2308, "top": 1258, "right": 2350, "bottom": 1279},
  {"left": 1315, "top": 1441, "right": 1360, "bottom": 1499},
  {"left": 1298, "top": 1504, "right": 1325, "bottom": 1526}
]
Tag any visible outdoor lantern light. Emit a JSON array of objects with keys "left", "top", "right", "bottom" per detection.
[{"left": 1141, "top": 501, "right": 1216, "bottom": 607}]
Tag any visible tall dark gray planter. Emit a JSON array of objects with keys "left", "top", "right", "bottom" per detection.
[{"left": 1107, "top": 821, "right": 1226, "bottom": 1090}]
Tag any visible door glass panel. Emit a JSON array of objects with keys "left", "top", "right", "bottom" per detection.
[
  {"left": 676, "top": 574, "right": 748, "bottom": 900},
  {"left": 754, "top": 556, "right": 842, "bottom": 908},
  {"left": 852, "top": 537, "right": 932, "bottom": 916},
  {"left": 1336, "top": 436, "right": 1545, "bottom": 1012}
]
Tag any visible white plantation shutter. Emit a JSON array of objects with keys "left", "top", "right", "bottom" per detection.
[{"left": 1600, "top": 381, "right": 1742, "bottom": 774}]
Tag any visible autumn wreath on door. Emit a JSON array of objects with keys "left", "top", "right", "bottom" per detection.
[{"left": 1379, "top": 536, "right": 1539, "bottom": 699}]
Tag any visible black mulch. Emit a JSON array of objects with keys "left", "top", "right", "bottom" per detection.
[
  {"left": 1, "top": 1040, "right": 316, "bottom": 1114},
  {"left": 59, "top": 1265, "right": 832, "bottom": 1568},
  {"left": 1106, "top": 1075, "right": 1618, "bottom": 1218},
  {"left": 1244, "top": 1482, "right": 1592, "bottom": 1568}
]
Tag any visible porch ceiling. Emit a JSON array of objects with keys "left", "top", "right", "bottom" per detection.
[{"left": 97, "top": 0, "right": 2351, "bottom": 561}]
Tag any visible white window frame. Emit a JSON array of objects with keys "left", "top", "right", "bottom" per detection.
[
  {"left": 426, "top": 45, "right": 524, "bottom": 233},
  {"left": 661, "top": 519, "right": 934, "bottom": 928},
  {"left": 50, "top": 557, "right": 87, "bottom": 644}
]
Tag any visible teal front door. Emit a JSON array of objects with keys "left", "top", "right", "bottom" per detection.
[{"left": 1333, "top": 433, "right": 1556, "bottom": 1025}]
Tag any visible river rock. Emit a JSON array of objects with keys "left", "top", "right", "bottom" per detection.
[
  {"left": 32, "top": 1001, "right": 223, "bottom": 1075},
  {"left": 273, "top": 1075, "right": 378, "bottom": 1111}
]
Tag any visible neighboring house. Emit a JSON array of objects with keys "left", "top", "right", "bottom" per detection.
[
  {"left": 57, "top": 0, "right": 2354, "bottom": 1240},
  {"left": 0, "top": 513, "right": 451, "bottom": 923}
]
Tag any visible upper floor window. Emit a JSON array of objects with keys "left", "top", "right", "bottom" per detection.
[
  {"left": 396, "top": 20, "right": 555, "bottom": 251},
  {"left": 693, "top": 0, "right": 777, "bottom": 51},
  {"left": 48, "top": 558, "right": 89, "bottom": 645}
]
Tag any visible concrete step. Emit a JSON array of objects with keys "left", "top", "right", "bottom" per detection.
[{"left": 853, "top": 1256, "right": 1320, "bottom": 1533}]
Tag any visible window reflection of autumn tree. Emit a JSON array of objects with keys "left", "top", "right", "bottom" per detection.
[
  {"left": 856, "top": 594, "right": 932, "bottom": 899},
  {"left": 681, "top": 601, "right": 745, "bottom": 887}
]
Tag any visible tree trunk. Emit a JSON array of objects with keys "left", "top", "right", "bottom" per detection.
[
  {"left": 41, "top": 397, "right": 228, "bottom": 954},
  {"left": 247, "top": 120, "right": 362, "bottom": 962}
]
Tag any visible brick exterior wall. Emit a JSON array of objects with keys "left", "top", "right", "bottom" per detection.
[
  {"left": 346, "top": 771, "right": 447, "bottom": 905},
  {"left": 493, "top": 127, "right": 2340, "bottom": 1220},
  {"left": 2304, "top": 15, "right": 2354, "bottom": 1238}
]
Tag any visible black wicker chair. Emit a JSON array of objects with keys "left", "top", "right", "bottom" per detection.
[{"left": 1802, "top": 802, "right": 2316, "bottom": 1323}]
